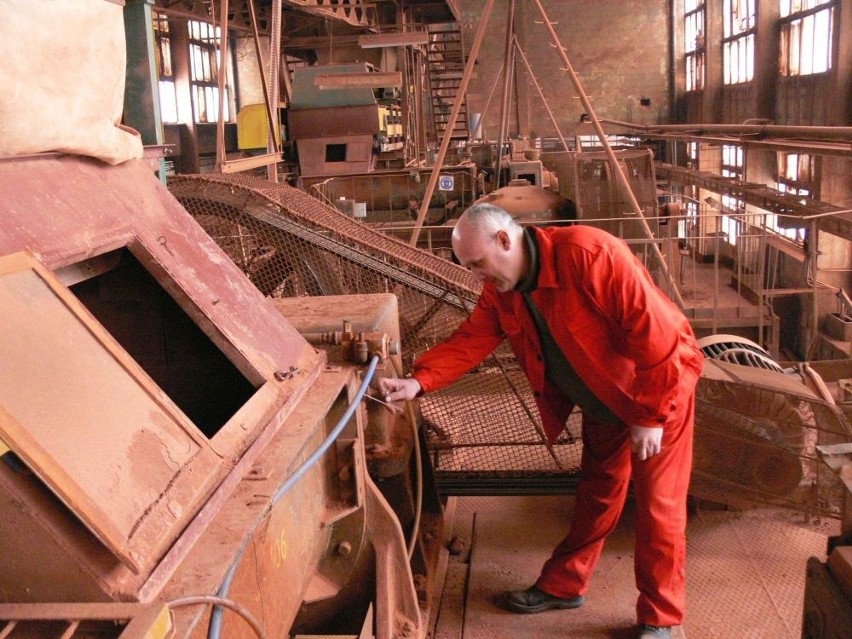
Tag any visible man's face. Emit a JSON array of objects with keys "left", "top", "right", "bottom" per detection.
[{"left": 453, "top": 228, "right": 518, "bottom": 292}]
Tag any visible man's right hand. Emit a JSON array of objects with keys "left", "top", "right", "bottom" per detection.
[{"left": 377, "top": 376, "right": 422, "bottom": 404}]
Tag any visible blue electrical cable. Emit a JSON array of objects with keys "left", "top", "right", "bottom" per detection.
[{"left": 208, "top": 355, "right": 380, "bottom": 639}]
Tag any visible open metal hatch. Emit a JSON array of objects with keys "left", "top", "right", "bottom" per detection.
[{"left": 0, "top": 251, "right": 222, "bottom": 574}]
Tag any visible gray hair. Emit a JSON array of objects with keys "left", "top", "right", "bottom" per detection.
[{"left": 457, "top": 203, "right": 523, "bottom": 237}]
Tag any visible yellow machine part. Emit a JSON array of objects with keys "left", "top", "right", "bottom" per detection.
[{"left": 237, "top": 103, "right": 281, "bottom": 150}]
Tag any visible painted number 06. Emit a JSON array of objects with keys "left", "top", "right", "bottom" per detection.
[{"left": 270, "top": 529, "right": 287, "bottom": 569}]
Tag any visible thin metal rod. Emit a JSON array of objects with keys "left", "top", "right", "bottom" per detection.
[
  {"left": 757, "top": 214, "right": 767, "bottom": 349},
  {"left": 713, "top": 213, "right": 719, "bottom": 335},
  {"left": 513, "top": 36, "right": 569, "bottom": 151},
  {"left": 810, "top": 219, "right": 819, "bottom": 358},
  {"left": 478, "top": 57, "right": 506, "bottom": 128},
  {"left": 410, "top": 0, "right": 496, "bottom": 246},
  {"left": 799, "top": 207, "right": 852, "bottom": 220},
  {"left": 266, "top": 0, "right": 282, "bottom": 182},
  {"left": 214, "top": 0, "right": 230, "bottom": 171},
  {"left": 247, "top": 0, "right": 279, "bottom": 154},
  {"left": 530, "top": 0, "right": 685, "bottom": 310},
  {"left": 401, "top": 44, "right": 414, "bottom": 161},
  {"left": 494, "top": 0, "right": 516, "bottom": 189},
  {"left": 413, "top": 46, "right": 425, "bottom": 163}
]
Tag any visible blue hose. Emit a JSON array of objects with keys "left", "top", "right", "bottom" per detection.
[{"left": 208, "top": 355, "right": 380, "bottom": 639}]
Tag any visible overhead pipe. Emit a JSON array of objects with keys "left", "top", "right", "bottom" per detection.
[
  {"left": 600, "top": 119, "right": 852, "bottom": 140},
  {"left": 529, "top": 0, "right": 685, "bottom": 309},
  {"left": 409, "top": 0, "right": 497, "bottom": 246}
]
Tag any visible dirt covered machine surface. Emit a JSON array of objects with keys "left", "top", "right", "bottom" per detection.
[
  {"left": 0, "top": 4, "right": 442, "bottom": 635},
  {"left": 0, "top": 155, "right": 441, "bottom": 639}
]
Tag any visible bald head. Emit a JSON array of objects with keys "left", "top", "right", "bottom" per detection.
[
  {"left": 453, "top": 203, "right": 522, "bottom": 239},
  {"left": 452, "top": 204, "right": 528, "bottom": 292}
]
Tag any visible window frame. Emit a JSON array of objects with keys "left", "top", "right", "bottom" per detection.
[
  {"left": 720, "top": 144, "right": 746, "bottom": 245},
  {"left": 684, "top": 0, "right": 706, "bottom": 91},
  {"left": 153, "top": 12, "right": 179, "bottom": 123},
  {"left": 722, "top": 0, "right": 757, "bottom": 85},
  {"left": 769, "top": 152, "right": 817, "bottom": 244},
  {"left": 779, "top": 1, "right": 835, "bottom": 77},
  {"left": 188, "top": 19, "right": 233, "bottom": 124}
]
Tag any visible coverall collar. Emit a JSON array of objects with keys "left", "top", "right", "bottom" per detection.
[{"left": 514, "top": 227, "right": 541, "bottom": 294}]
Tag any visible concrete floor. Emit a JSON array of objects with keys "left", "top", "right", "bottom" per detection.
[{"left": 429, "top": 495, "right": 840, "bottom": 639}]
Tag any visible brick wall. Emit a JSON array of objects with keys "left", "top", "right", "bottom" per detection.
[{"left": 459, "top": 0, "right": 671, "bottom": 140}]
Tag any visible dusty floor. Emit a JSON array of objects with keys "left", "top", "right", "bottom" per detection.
[{"left": 428, "top": 495, "right": 840, "bottom": 639}]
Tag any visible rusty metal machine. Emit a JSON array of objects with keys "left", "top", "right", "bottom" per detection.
[
  {"left": 0, "top": 154, "right": 444, "bottom": 639},
  {"left": 803, "top": 441, "right": 852, "bottom": 638},
  {"left": 471, "top": 179, "right": 575, "bottom": 224},
  {"left": 542, "top": 148, "right": 660, "bottom": 240},
  {"left": 2, "top": 4, "right": 850, "bottom": 637},
  {"left": 288, "top": 63, "right": 402, "bottom": 178},
  {"left": 306, "top": 164, "right": 479, "bottom": 229}
]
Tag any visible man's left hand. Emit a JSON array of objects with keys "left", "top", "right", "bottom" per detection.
[{"left": 629, "top": 425, "right": 663, "bottom": 460}]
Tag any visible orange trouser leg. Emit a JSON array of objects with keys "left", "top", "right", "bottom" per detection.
[
  {"left": 535, "top": 416, "right": 633, "bottom": 598},
  {"left": 632, "top": 392, "right": 694, "bottom": 627},
  {"left": 535, "top": 392, "right": 694, "bottom": 627}
]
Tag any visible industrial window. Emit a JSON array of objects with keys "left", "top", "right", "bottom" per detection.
[
  {"left": 780, "top": 0, "right": 834, "bottom": 76},
  {"left": 769, "top": 152, "right": 815, "bottom": 243},
  {"left": 188, "top": 20, "right": 231, "bottom": 123},
  {"left": 684, "top": 0, "right": 706, "bottom": 91},
  {"left": 679, "top": 142, "right": 700, "bottom": 242},
  {"left": 777, "top": 152, "right": 818, "bottom": 198},
  {"left": 686, "top": 141, "right": 699, "bottom": 169},
  {"left": 153, "top": 12, "right": 178, "bottom": 123},
  {"left": 576, "top": 134, "right": 642, "bottom": 151},
  {"left": 326, "top": 144, "right": 347, "bottom": 162},
  {"left": 720, "top": 144, "right": 745, "bottom": 245},
  {"left": 722, "top": 0, "right": 756, "bottom": 84}
]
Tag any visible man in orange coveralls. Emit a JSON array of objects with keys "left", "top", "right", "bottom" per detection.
[{"left": 379, "top": 203, "right": 704, "bottom": 639}]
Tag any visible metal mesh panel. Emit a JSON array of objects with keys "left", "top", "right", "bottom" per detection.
[
  {"left": 171, "top": 173, "right": 850, "bottom": 514},
  {"left": 170, "top": 173, "right": 584, "bottom": 492}
]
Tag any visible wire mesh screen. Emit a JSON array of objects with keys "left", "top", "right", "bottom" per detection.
[
  {"left": 170, "top": 173, "right": 850, "bottom": 512},
  {"left": 169, "top": 173, "right": 584, "bottom": 493}
]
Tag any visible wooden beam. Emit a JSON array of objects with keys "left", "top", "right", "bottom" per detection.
[
  {"left": 283, "top": 35, "right": 360, "bottom": 48},
  {"left": 221, "top": 153, "right": 284, "bottom": 173},
  {"left": 358, "top": 32, "right": 429, "bottom": 48},
  {"left": 314, "top": 71, "right": 402, "bottom": 88}
]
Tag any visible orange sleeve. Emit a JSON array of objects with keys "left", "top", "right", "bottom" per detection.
[{"left": 413, "top": 288, "right": 505, "bottom": 393}]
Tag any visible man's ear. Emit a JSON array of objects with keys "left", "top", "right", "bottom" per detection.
[{"left": 495, "top": 229, "right": 511, "bottom": 251}]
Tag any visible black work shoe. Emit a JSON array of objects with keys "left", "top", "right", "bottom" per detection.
[
  {"left": 638, "top": 625, "right": 672, "bottom": 639},
  {"left": 503, "top": 585, "right": 585, "bottom": 613}
]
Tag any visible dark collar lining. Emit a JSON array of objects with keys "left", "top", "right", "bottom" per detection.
[{"left": 514, "top": 227, "right": 540, "bottom": 294}]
